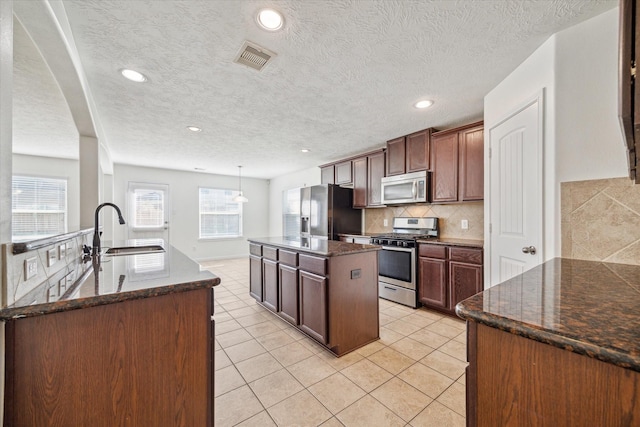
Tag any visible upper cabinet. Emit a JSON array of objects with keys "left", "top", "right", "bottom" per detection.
[
  {"left": 335, "top": 160, "right": 353, "bottom": 185},
  {"left": 385, "top": 128, "right": 433, "bottom": 176},
  {"left": 431, "top": 121, "right": 484, "bottom": 203},
  {"left": 320, "top": 165, "right": 335, "bottom": 184},
  {"left": 618, "top": 0, "right": 639, "bottom": 183}
]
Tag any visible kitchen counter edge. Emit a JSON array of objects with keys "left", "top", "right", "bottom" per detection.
[
  {"left": 416, "top": 237, "right": 484, "bottom": 248},
  {"left": 248, "top": 237, "right": 380, "bottom": 257}
]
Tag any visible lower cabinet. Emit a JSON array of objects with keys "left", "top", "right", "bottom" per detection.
[
  {"left": 5, "top": 288, "right": 214, "bottom": 425},
  {"left": 248, "top": 242, "right": 379, "bottom": 356},
  {"left": 418, "top": 244, "right": 483, "bottom": 314},
  {"left": 249, "top": 255, "right": 263, "bottom": 301},
  {"left": 299, "top": 270, "right": 328, "bottom": 344},
  {"left": 263, "top": 259, "right": 279, "bottom": 312},
  {"left": 278, "top": 264, "right": 299, "bottom": 325}
]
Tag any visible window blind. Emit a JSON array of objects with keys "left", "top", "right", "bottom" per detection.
[
  {"left": 282, "top": 187, "right": 300, "bottom": 238},
  {"left": 12, "top": 176, "right": 67, "bottom": 240},
  {"left": 132, "top": 188, "right": 164, "bottom": 228},
  {"left": 199, "top": 188, "right": 242, "bottom": 238}
]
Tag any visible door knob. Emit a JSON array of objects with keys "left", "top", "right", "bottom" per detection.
[{"left": 522, "top": 246, "right": 537, "bottom": 255}]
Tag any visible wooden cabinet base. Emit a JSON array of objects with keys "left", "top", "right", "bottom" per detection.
[
  {"left": 5, "top": 288, "right": 214, "bottom": 426},
  {"left": 467, "top": 322, "right": 640, "bottom": 426}
]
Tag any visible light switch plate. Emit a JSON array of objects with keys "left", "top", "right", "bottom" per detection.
[
  {"left": 47, "top": 248, "right": 57, "bottom": 267},
  {"left": 383, "top": 219, "right": 388, "bottom": 227},
  {"left": 24, "top": 257, "right": 37, "bottom": 280}
]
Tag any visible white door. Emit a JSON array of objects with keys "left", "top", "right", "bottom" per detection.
[
  {"left": 126, "top": 182, "right": 170, "bottom": 245},
  {"left": 488, "top": 96, "right": 543, "bottom": 287}
]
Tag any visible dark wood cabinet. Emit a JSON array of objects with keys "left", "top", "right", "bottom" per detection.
[
  {"left": 321, "top": 165, "right": 335, "bottom": 184},
  {"left": 418, "top": 243, "right": 483, "bottom": 315},
  {"left": 335, "top": 160, "right": 353, "bottom": 185},
  {"left": 262, "top": 259, "right": 279, "bottom": 312},
  {"left": 459, "top": 126, "right": 484, "bottom": 201},
  {"left": 248, "top": 241, "right": 379, "bottom": 356},
  {"left": 386, "top": 129, "right": 433, "bottom": 176},
  {"left": 431, "top": 121, "right": 484, "bottom": 203},
  {"left": 418, "top": 257, "right": 447, "bottom": 308},
  {"left": 278, "top": 264, "right": 299, "bottom": 325},
  {"left": 299, "top": 270, "right": 328, "bottom": 344},
  {"left": 367, "top": 151, "right": 385, "bottom": 207},
  {"left": 618, "top": 0, "right": 639, "bottom": 183},
  {"left": 249, "top": 255, "right": 263, "bottom": 301},
  {"left": 449, "top": 261, "right": 482, "bottom": 309},
  {"left": 353, "top": 156, "right": 368, "bottom": 208},
  {"left": 406, "top": 129, "right": 431, "bottom": 172},
  {"left": 386, "top": 136, "right": 406, "bottom": 176},
  {"left": 431, "top": 132, "right": 459, "bottom": 203},
  {"left": 5, "top": 288, "right": 214, "bottom": 426}
]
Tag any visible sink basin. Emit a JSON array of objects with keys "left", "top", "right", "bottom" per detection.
[{"left": 104, "top": 245, "right": 165, "bottom": 256}]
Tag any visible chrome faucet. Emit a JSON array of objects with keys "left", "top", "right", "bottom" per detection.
[{"left": 93, "top": 203, "right": 126, "bottom": 256}]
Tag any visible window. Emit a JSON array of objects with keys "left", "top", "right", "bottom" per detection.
[
  {"left": 199, "top": 188, "right": 243, "bottom": 238},
  {"left": 130, "top": 186, "right": 165, "bottom": 229},
  {"left": 12, "top": 176, "right": 67, "bottom": 240},
  {"left": 283, "top": 187, "right": 300, "bottom": 238}
]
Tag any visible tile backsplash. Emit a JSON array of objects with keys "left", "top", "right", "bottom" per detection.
[
  {"left": 561, "top": 177, "right": 640, "bottom": 265},
  {"left": 364, "top": 201, "right": 484, "bottom": 240},
  {"left": 2, "top": 231, "right": 92, "bottom": 306}
]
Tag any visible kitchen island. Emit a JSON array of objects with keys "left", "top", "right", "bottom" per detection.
[
  {"left": 1, "top": 244, "right": 219, "bottom": 426},
  {"left": 456, "top": 258, "right": 640, "bottom": 426},
  {"left": 248, "top": 236, "right": 380, "bottom": 356}
]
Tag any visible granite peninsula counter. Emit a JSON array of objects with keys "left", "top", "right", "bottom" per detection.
[
  {"left": 248, "top": 237, "right": 380, "bottom": 356},
  {"left": 3, "top": 243, "right": 220, "bottom": 426},
  {"left": 455, "top": 258, "right": 640, "bottom": 426}
]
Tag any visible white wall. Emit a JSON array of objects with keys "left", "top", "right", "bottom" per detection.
[
  {"left": 12, "top": 154, "right": 80, "bottom": 231},
  {"left": 113, "top": 164, "right": 270, "bottom": 261},
  {"left": 484, "top": 7, "right": 624, "bottom": 264},
  {"left": 555, "top": 8, "right": 626, "bottom": 182},
  {"left": 268, "top": 166, "right": 321, "bottom": 236}
]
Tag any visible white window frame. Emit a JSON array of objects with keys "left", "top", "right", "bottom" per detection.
[
  {"left": 199, "top": 187, "right": 243, "bottom": 239},
  {"left": 282, "top": 187, "right": 301, "bottom": 238},
  {"left": 11, "top": 175, "right": 68, "bottom": 241}
]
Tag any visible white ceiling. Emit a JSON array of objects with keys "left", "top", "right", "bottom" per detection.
[{"left": 13, "top": 0, "right": 617, "bottom": 179}]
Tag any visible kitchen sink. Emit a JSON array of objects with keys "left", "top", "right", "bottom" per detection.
[{"left": 104, "top": 245, "right": 165, "bottom": 256}]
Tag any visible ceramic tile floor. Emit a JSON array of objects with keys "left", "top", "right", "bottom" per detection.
[{"left": 202, "top": 258, "right": 467, "bottom": 427}]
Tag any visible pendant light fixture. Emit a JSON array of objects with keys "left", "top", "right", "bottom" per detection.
[{"left": 233, "top": 166, "right": 249, "bottom": 203}]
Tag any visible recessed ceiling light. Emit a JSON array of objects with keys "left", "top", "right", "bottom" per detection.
[
  {"left": 301, "top": 149, "right": 310, "bottom": 153},
  {"left": 187, "top": 126, "right": 202, "bottom": 132},
  {"left": 120, "top": 68, "right": 147, "bottom": 83},
  {"left": 256, "top": 8, "right": 284, "bottom": 31},
  {"left": 414, "top": 100, "right": 434, "bottom": 109}
]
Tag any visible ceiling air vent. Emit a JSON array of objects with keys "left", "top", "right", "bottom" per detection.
[{"left": 233, "top": 41, "right": 276, "bottom": 71}]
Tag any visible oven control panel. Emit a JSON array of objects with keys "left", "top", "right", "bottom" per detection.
[{"left": 371, "top": 238, "right": 416, "bottom": 248}]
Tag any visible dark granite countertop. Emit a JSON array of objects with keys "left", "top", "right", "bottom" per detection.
[
  {"left": 415, "top": 237, "right": 484, "bottom": 248},
  {"left": 456, "top": 258, "right": 640, "bottom": 372},
  {"left": 248, "top": 236, "right": 380, "bottom": 257},
  {"left": 1, "top": 242, "right": 219, "bottom": 321}
]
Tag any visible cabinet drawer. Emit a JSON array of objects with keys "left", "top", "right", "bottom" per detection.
[
  {"left": 299, "top": 254, "right": 327, "bottom": 276},
  {"left": 450, "top": 247, "right": 482, "bottom": 264},
  {"left": 263, "top": 246, "right": 279, "bottom": 261},
  {"left": 279, "top": 250, "right": 298, "bottom": 267},
  {"left": 419, "top": 244, "right": 447, "bottom": 259},
  {"left": 249, "top": 243, "right": 262, "bottom": 256}
]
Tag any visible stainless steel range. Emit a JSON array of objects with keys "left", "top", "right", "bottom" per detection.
[{"left": 371, "top": 217, "right": 439, "bottom": 308}]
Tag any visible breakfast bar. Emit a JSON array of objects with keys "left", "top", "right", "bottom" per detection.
[
  {"left": 1, "top": 244, "right": 220, "bottom": 426},
  {"left": 248, "top": 237, "right": 380, "bottom": 356},
  {"left": 456, "top": 258, "right": 640, "bottom": 426}
]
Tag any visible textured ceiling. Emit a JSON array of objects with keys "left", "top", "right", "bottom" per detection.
[{"left": 14, "top": 0, "right": 617, "bottom": 179}]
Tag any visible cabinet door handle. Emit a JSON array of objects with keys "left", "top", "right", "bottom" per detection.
[{"left": 384, "top": 286, "right": 397, "bottom": 292}]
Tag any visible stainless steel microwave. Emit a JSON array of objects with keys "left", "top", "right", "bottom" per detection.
[{"left": 381, "top": 171, "right": 428, "bottom": 204}]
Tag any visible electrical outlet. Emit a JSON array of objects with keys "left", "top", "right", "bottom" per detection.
[
  {"left": 383, "top": 219, "right": 389, "bottom": 227},
  {"left": 47, "top": 248, "right": 57, "bottom": 267},
  {"left": 24, "top": 257, "right": 37, "bottom": 280},
  {"left": 461, "top": 219, "right": 469, "bottom": 230}
]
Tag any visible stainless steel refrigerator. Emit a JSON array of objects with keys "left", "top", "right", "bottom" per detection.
[{"left": 300, "top": 184, "right": 362, "bottom": 240}]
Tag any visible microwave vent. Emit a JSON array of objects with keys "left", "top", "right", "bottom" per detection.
[{"left": 233, "top": 41, "right": 276, "bottom": 71}]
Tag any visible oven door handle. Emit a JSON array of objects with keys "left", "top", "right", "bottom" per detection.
[{"left": 381, "top": 246, "right": 414, "bottom": 253}]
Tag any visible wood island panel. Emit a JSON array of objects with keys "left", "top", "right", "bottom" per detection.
[
  {"left": 5, "top": 288, "right": 213, "bottom": 427},
  {"left": 470, "top": 323, "right": 640, "bottom": 426}
]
